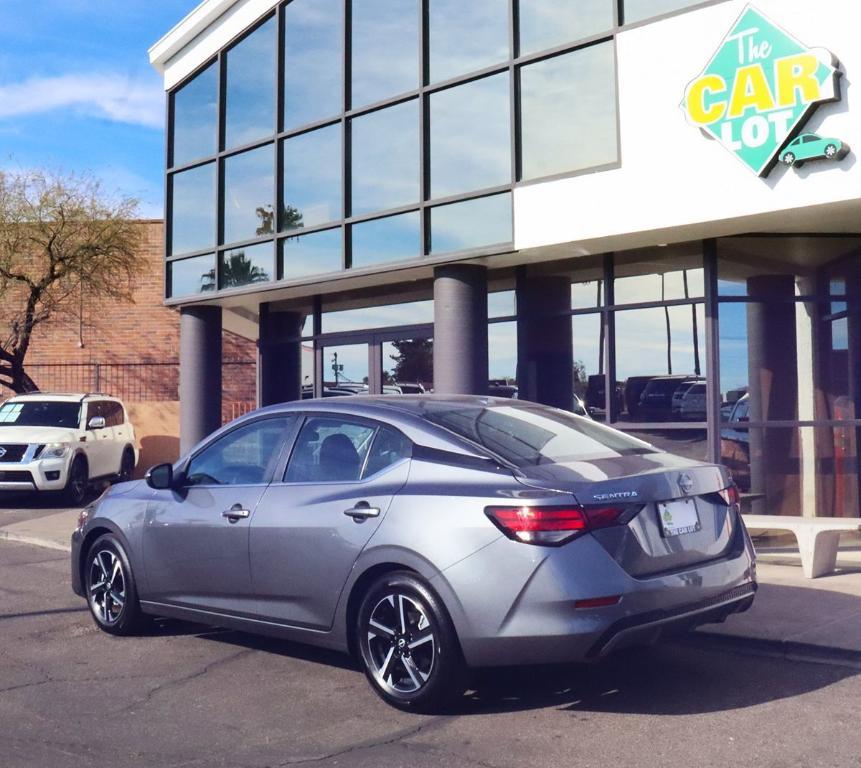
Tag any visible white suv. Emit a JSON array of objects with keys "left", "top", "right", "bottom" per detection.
[{"left": 0, "top": 393, "right": 138, "bottom": 505}]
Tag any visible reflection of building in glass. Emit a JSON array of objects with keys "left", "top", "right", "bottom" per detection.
[{"left": 151, "top": 0, "right": 861, "bottom": 517}]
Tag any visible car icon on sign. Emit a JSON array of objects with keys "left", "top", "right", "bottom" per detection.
[{"left": 780, "top": 133, "right": 849, "bottom": 167}]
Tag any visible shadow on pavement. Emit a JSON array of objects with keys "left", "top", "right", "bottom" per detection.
[{"left": 143, "top": 610, "right": 860, "bottom": 718}]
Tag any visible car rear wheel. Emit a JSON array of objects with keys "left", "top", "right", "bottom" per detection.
[
  {"left": 85, "top": 534, "right": 146, "bottom": 635},
  {"left": 64, "top": 456, "right": 88, "bottom": 506},
  {"left": 357, "top": 571, "right": 466, "bottom": 712}
]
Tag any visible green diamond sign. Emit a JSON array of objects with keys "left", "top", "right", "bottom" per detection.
[{"left": 682, "top": 5, "right": 842, "bottom": 177}]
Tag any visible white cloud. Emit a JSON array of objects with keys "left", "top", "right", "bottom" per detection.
[{"left": 0, "top": 72, "right": 163, "bottom": 129}]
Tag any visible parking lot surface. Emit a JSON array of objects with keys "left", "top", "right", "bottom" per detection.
[{"left": 2, "top": 540, "right": 861, "bottom": 768}]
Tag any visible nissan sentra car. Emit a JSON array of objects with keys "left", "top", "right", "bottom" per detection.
[{"left": 71, "top": 396, "right": 756, "bottom": 711}]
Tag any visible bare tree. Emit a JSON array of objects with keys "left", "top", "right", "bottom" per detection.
[{"left": 0, "top": 170, "right": 143, "bottom": 394}]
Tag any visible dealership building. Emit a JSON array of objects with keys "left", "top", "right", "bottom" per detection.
[{"left": 150, "top": 0, "right": 861, "bottom": 518}]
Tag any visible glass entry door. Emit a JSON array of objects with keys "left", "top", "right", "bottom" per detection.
[{"left": 315, "top": 325, "right": 433, "bottom": 396}]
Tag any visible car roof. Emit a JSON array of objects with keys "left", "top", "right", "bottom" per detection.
[{"left": 3, "top": 393, "right": 120, "bottom": 403}]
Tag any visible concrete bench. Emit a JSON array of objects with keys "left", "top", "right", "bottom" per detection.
[{"left": 742, "top": 515, "right": 861, "bottom": 578}]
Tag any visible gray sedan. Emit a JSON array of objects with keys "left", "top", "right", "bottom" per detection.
[{"left": 71, "top": 396, "right": 756, "bottom": 711}]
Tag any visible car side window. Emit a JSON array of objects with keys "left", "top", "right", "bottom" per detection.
[
  {"left": 363, "top": 426, "right": 412, "bottom": 478},
  {"left": 186, "top": 418, "right": 290, "bottom": 487},
  {"left": 284, "top": 417, "right": 376, "bottom": 483}
]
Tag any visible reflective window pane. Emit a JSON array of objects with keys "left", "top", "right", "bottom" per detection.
[
  {"left": 280, "top": 228, "right": 343, "bottom": 280},
  {"left": 323, "top": 300, "right": 433, "bottom": 334},
  {"left": 171, "top": 62, "right": 217, "bottom": 167},
  {"left": 351, "top": 100, "right": 419, "bottom": 215},
  {"left": 351, "top": 212, "right": 421, "bottom": 269},
  {"left": 572, "top": 313, "right": 605, "bottom": 417},
  {"left": 222, "top": 145, "right": 275, "bottom": 245},
  {"left": 322, "top": 345, "right": 369, "bottom": 389},
  {"left": 718, "top": 302, "right": 801, "bottom": 423},
  {"left": 383, "top": 339, "right": 433, "bottom": 391},
  {"left": 224, "top": 17, "right": 276, "bottom": 149},
  {"left": 430, "top": 194, "right": 512, "bottom": 254},
  {"left": 614, "top": 255, "right": 704, "bottom": 304},
  {"left": 615, "top": 305, "right": 707, "bottom": 422},
  {"left": 352, "top": 0, "right": 419, "bottom": 108},
  {"left": 284, "top": 0, "right": 343, "bottom": 130},
  {"left": 489, "top": 321, "right": 518, "bottom": 384},
  {"left": 282, "top": 125, "right": 341, "bottom": 230},
  {"left": 571, "top": 279, "right": 604, "bottom": 309},
  {"left": 170, "top": 163, "right": 215, "bottom": 255},
  {"left": 624, "top": 0, "right": 705, "bottom": 25},
  {"left": 520, "top": 44, "right": 618, "bottom": 181},
  {"left": 168, "top": 254, "right": 216, "bottom": 298},
  {"left": 429, "top": 0, "right": 509, "bottom": 83},
  {"left": 431, "top": 73, "right": 511, "bottom": 198},
  {"left": 220, "top": 242, "right": 274, "bottom": 290},
  {"left": 520, "top": 0, "right": 615, "bottom": 55},
  {"left": 488, "top": 290, "right": 516, "bottom": 319}
]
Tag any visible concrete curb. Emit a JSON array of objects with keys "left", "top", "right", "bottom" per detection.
[
  {"left": 686, "top": 630, "right": 861, "bottom": 670},
  {"left": 0, "top": 530, "right": 71, "bottom": 553}
]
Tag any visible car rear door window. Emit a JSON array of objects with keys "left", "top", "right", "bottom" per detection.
[
  {"left": 284, "top": 417, "right": 376, "bottom": 483},
  {"left": 186, "top": 418, "right": 291, "bottom": 486},
  {"left": 363, "top": 426, "right": 412, "bottom": 478}
]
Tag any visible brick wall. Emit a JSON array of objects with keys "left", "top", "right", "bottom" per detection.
[{"left": 3, "top": 220, "right": 257, "bottom": 404}]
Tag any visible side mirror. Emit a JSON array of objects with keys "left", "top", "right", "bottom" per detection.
[
  {"left": 88, "top": 416, "right": 106, "bottom": 430},
  {"left": 146, "top": 463, "right": 175, "bottom": 490}
]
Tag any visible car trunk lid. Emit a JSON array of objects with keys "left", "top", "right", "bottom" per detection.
[{"left": 513, "top": 453, "right": 738, "bottom": 577}]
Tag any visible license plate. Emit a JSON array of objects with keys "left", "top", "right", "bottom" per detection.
[{"left": 658, "top": 498, "right": 701, "bottom": 537}]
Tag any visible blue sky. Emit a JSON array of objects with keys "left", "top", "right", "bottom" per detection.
[{"left": 0, "top": 0, "right": 196, "bottom": 217}]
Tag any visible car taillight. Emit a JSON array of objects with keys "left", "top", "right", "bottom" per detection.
[
  {"left": 717, "top": 484, "right": 741, "bottom": 508},
  {"left": 485, "top": 504, "right": 631, "bottom": 546}
]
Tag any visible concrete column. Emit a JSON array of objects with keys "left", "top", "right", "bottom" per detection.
[
  {"left": 433, "top": 265, "right": 488, "bottom": 395},
  {"left": 179, "top": 306, "right": 222, "bottom": 455},
  {"left": 516, "top": 272, "right": 573, "bottom": 409},
  {"left": 746, "top": 275, "right": 798, "bottom": 515},
  {"left": 258, "top": 303, "right": 304, "bottom": 407}
]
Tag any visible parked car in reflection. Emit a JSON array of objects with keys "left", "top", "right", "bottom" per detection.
[
  {"left": 679, "top": 383, "right": 707, "bottom": 421},
  {"left": 487, "top": 383, "right": 519, "bottom": 399},
  {"left": 586, "top": 375, "right": 623, "bottom": 416},
  {"left": 672, "top": 379, "right": 705, "bottom": 419},
  {"left": 623, "top": 376, "right": 659, "bottom": 420},
  {"left": 637, "top": 375, "right": 699, "bottom": 421},
  {"left": 72, "top": 396, "right": 755, "bottom": 712},
  {"left": 720, "top": 394, "right": 750, "bottom": 492}
]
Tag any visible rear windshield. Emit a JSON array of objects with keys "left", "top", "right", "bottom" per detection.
[
  {"left": 0, "top": 401, "right": 82, "bottom": 429},
  {"left": 423, "top": 404, "right": 656, "bottom": 467},
  {"left": 644, "top": 379, "right": 692, "bottom": 395}
]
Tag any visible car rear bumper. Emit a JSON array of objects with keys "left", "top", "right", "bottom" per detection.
[{"left": 436, "top": 516, "right": 756, "bottom": 667}]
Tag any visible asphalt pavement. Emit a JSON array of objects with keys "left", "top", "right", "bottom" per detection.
[{"left": 2, "top": 540, "right": 861, "bottom": 768}]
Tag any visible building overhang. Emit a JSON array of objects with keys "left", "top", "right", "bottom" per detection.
[{"left": 149, "top": 0, "right": 236, "bottom": 73}]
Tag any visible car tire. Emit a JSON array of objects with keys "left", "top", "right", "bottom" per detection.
[
  {"left": 782, "top": 152, "right": 795, "bottom": 166},
  {"left": 84, "top": 533, "right": 147, "bottom": 636},
  {"left": 356, "top": 571, "right": 466, "bottom": 713},
  {"left": 115, "top": 449, "right": 135, "bottom": 484},
  {"left": 64, "top": 456, "right": 89, "bottom": 506},
  {"left": 825, "top": 144, "right": 838, "bottom": 159}
]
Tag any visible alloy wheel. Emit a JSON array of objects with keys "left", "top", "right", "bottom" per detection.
[
  {"left": 88, "top": 549, "right": 126, "bottom": 625},
  {"left": 365, "top": 593, "right": 435, "bottom": 695},
  {"left": 69, "top": 461, "right": 87, "bottom": 504}
]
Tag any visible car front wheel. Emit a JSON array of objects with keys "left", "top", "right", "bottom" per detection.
[
  {"left": 64, "top": 456, "right": 88, "bottom": 506},
  {"left": 356, "top": 571, "right": 466, "bottom": 712},
  {"left": 825, "top": 144, "right": 838, "bottom": 159},
  {"left": 85, "top": 534, "right": 146, "bottom": 635},
  {"left": 782, "top": 152, "right": 796, "bottom": 166}
]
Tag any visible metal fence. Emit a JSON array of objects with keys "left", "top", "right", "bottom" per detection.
[{"left": 21, "top": 361, "right": 257, "bottom": 423}]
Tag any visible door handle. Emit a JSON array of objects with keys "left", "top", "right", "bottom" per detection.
[
  {"left": 222, "top": 504, "right": 251, "bottom": 522},
  {"left": 344, "top": 504, "right": 380, "bottom": 521}
]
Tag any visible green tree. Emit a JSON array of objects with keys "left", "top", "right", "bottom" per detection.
[
  {"left": 204, "top": 250, "right": 271, "bottom": 291},
  {"left": 0, "top": 170, "right": 142, "bottom": 394},
  {"left": 388, "top": 339, "right": 433, "bottom": 385}
]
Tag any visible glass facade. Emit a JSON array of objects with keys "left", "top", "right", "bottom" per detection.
[{"left": 164, "top": 0, "right": 634, "bottom": 299}]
